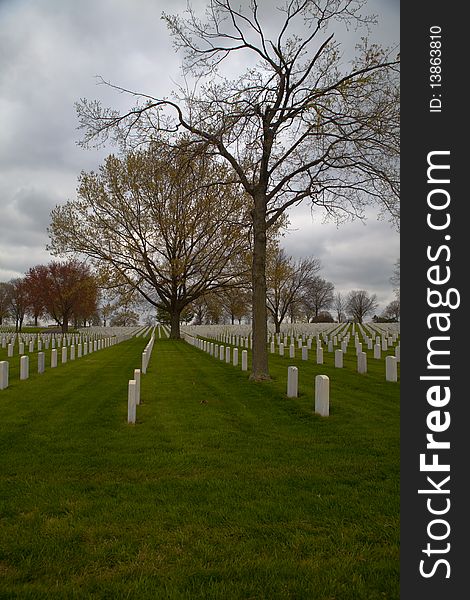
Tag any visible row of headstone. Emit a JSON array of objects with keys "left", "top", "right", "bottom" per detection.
[
  {"left": 181, "top": 327, "right": 399, "bottom": 383},
  {"left": 0, "top": 330, "right": 142, "bottom": 391},
  {"left": 141, "top": 334, "right": 155, "bottom": 374},
  {"left": 0, "top": 330, "right": 135, "bottom": 358},
  {"left": 182, "top": 333, "right": 249, "bottom": 372},
  {"left": 128, "top": 332, "right": 157, "bottom": 423},
  {"left": 127, "top": 368, "right": 142, "bottom": 424}
]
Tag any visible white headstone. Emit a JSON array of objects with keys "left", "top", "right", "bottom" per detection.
[
  {"left": 241, "top": 350, "right": 248, "bottom": 371},
  {"left": 357, "top": 351, "right": 367, "bottom": 374},
  {"left": 315, "top": 347, "right": 322, "bottom": 364},
  {"left": 0, "top": 361, "right": 9, "bottom": 390},
  {"left": 233, "top": 347, "right": 239, "bottom": 367},
  {"left": 20, "top": 355, "right": 29, "bottom": 380},
  {"left": 7, "top": 344, "right": 13, "bottom": 357},
  {"left": 315, "top": 375, "right": 330, "bottom": 416},
  {"left": 62, "top": 347, "right": 67, "bottom": 364},
  {"left": 373, "top": 344, "right": 381, "bottom": 359},
  {"left": 287, "top": 366, "right": 298, "bottom": 398},
  {"left": 38, "top": 352, "right": 45, "bottom": 374},
  {"left": 279, "top": 343, "right": 284, "bottom": 356},
  {"left": 51, "top": 349, "right": 57, "bottom": 368},
  {"left": 225, "top": 346, "right": 231, "bottom": 363},
  {"left": 128, "top": 380, "right": 137, "bottom": 423},
  {"left": 289, "top": 344, "right": 295, "bottom": 358},
  {"left": 386, "top": 356, "right": 398, "bottom": 382},
  {"left": 334, "top": 349, "right": 343, "bottom": 368},
  {"left": 395, "top": 345, "right": 400, "bottom": 362},
  {"left": 134, "top": 369, "right": 141, "bottom": 405}
]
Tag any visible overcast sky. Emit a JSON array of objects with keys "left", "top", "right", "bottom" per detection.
[{"left": 0, "top": 0, "right": 399, "bottom": 314}]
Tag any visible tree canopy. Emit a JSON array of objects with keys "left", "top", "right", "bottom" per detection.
[{"left": 48, "top": 143, "right": 251, "bottom": 338}]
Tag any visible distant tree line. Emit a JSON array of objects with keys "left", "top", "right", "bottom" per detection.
[{"left": 0, "top": 250, "right": 399, "bottom": 333}]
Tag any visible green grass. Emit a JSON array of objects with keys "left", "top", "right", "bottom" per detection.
[{"left": 0, "top": 334, "right": 399, "bottom": 599}]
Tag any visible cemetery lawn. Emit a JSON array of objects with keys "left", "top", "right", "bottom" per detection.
[{"left": 0, "top": 335, "right": 399, "bottom": 599}]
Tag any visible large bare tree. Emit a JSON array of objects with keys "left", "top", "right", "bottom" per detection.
[
  {"left": 48, "top": 144, "right": 251, "bottom": 338},
  {"left": 77, "top": 0, "right": 399, "bottom": 378}
]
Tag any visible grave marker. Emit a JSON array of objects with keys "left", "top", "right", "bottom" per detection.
[
  {"left": 386, "top": 356, "right": 398, "bottom": 382},
  {"left": 20, "top": 355, "right": 29, "bottom": 380},
  {"left": 315, "top": 375, "right": 330, "bottom": 416},
  {"left": 334, "top": 349, "right": 343, "bottom": 368},
  {"left": 128, "top": 380, "right": 137, "bottom": 423},
  {"left": 38, "top": 352, "right": 45, "bottom": 374},
  {"left": 0, "top": 361, "right": 8, "bottom": 390},
  {"left": 287, "top": 366, "right": 298, "bottom": 398}
]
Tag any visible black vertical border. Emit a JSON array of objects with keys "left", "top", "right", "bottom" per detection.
[{"left": 401, "top": 2, "right": 467, "bottom": 597}]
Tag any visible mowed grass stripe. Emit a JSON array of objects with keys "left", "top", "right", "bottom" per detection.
[{"left": 0, "top": 335, "right": 399, "bottom": 599}]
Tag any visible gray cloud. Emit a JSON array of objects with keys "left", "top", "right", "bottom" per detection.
[
  {"left": 0, "top": 0, "right": 399, "bottom": 316},
  {"left": 282, "top": 204, "right": 399, "bottom": 312}
]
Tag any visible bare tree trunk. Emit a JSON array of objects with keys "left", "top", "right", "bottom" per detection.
[
  {"left": 251, "top": 198, "right": 269, "bottom": 380},
  {"left": 170, "top": 309, "right": 181, "bottom": 339}
]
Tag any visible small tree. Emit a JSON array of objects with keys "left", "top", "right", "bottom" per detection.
[
  {"left": 346, "top": 289, "right": 378, "bottom": 324},
  {"left": 333, "top": 292, "right": 346, "bottom": 323},
  {"left": 27, "top": 260, "right": 98, "bottom": 333},
  {"left": 382, "top": 298, "right": 400, "bottom": 322},
  {"left": 266, "top": 245, "right": 321, "bottom": 333},
  {"left": 221, "top": 287, "right": 251, "bottom": 325},
  {"left": 301, "top": 276, "right": 335, "bottom": 322},
  {"left": 110, "top": 309, "right": 140, "bottom": 327},
  {"left": 8, "top": 279, "right": 28, "bottom": 332}
]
